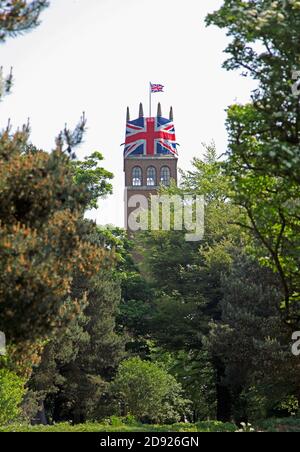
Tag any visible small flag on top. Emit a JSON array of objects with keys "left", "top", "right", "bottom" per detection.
[{"left": 150, "top": 83, "right": 164, "bottom": 93}]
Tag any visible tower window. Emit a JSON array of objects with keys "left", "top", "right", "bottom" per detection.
[
  {"left": 132, "top": 166, "right": 142, "bottom": 186},
  {"left": 147, "top": 166, "right": 156, "bottom": 186},
  {"left": 160, "top": 166, "right": 170, "bottom": 186}
]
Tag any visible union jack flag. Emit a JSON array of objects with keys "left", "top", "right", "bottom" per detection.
[
  {"left": 124, "top": 116, "right": 177, "bottom": 158},
  {"left": 150, "top": 83, "right": 164, "bottom": 93}
]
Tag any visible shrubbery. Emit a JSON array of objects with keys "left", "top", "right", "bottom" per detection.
[
  {"left": 0, "top": 419, "right": 238, "bottom": 432},
  {"left": 112, "top": 358, "right": 191, "bottom": 423},
  {"left": 0, "top": 369, "right": 25, "bottom": 425}
]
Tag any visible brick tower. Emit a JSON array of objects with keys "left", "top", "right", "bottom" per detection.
[{"left": 123, "top": 102, "right": 178, "bottom": 230}]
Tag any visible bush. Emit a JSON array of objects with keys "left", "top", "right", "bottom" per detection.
[
  {"left": 0, "top": 369, "right": 25, "bottom": 425},
  {"left": 196, "top": 421, "right": 237, "bottom": 432},
  {"left": 112, "top": 358, "right": 191, "bottom": 423},
  {"left": 107, "top": 415, "right": 141, "bottom": 427},
  {"left": 255, "top": 417, "right": 300, "bottom": 432}
]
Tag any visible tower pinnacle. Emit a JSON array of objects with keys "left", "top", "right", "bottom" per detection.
[
  {"left": 139, "top": 103, "right": 144, "bottom": 118},
  {"left": 157, "top": 102, "right": 162, "bottom": 117}
]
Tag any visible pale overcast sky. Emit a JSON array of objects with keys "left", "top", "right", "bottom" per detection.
[{"left": 0, "top": 0, "right": 256, "bottom": 227}]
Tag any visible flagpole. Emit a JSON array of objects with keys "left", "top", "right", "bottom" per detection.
[{"left": 149, "top": 82, "right": 152, "bottom": 117}]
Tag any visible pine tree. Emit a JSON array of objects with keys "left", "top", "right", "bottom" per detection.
[
  {"left": 207, "top": 252, "right": 299, "bottom": 421},
  {"left": 0, "top": 1, "right": 48, "bottom": 101},
  {"left": 60, "top": 269, "right": 125, "bottom": 423},
  {"left": 29, "top": 236, "right": 125, "bottom": 423},
  {"left": 0, "top": 0, "right": 48, "bottom": 42},
  {"left": 0, "top": 125, "right": 112, "bottom": 376}
]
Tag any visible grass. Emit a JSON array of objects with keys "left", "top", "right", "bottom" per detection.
[
  {"left": 2, "top": 417, "right": 300, "bottom": 432},
  {"left": 0, "top": 420, "right": 238, "bottom": 433}
]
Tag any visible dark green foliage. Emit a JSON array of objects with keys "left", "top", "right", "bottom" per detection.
[
  {"left": 96, "top": 226, "right": 155, "bottom": 355},
  {"left": 133, "top": 147, "right": 240, "bottom": 419},
  {"left": 169, "top": 350, "right": 217, "bottom": 422},
  {"left": 207, "top": 252, "right": 299, "bottom": 420},
  {"left": 137, "top": 142, "right": 300, "bottom": 422},
  {"left": 29, "top": 265, "right": 125, "bottom": 424},
  {"left": 255, "top": 417, "right": 300, "bottom": 432}
]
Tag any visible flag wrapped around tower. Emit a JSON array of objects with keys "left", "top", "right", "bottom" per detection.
[{"left": 124, "top": 103, "right": 177, "bottom": 158}]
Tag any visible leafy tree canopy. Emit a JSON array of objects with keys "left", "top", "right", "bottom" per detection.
[
  {"left": 112, "top": 357, "right": 190, "bottom": 424},
  {"left": 206, "top": 0, "right": 300, "bottom": 321}
]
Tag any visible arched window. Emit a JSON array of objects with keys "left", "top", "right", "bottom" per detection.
[
  {"left": 160, "top": 166, "right": 170, "bottom": 186},
  {"left": 132, "top": 166, "right": 142, "bottom": 186},
  {"left": 147, "top": 166, "right": 156, "bottom": 186}
]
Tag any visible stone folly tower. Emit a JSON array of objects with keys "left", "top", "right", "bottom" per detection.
[{"left": 123, "top": 103, "right": 178, "bottom": 231}]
